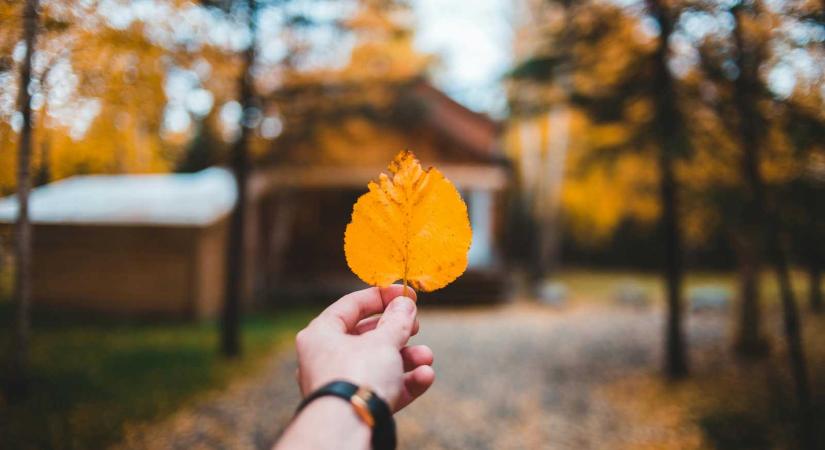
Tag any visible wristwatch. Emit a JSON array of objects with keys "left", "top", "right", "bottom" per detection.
[{"left": 296, "top": 380, "right": 396, "bottom": 450}]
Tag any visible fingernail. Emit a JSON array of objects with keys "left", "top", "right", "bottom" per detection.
[{"left": 390, "top": 296, "right": 416, "bottom": 314}]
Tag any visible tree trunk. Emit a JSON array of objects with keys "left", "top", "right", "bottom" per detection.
[
  {"left": 762, "top": 215, "right": 814, "bottom": 450},
  {"left": 809, "top": 262, "right": 822, "bottom": 313},
  {"left": 7, "top": 0, "right": 39, "bottom": 400},
  {"left": 731, "top": 5, "right": 814, "bottom": 448},
  {"left": 805, "top": 183, "right": 822, "bottom": 313},
  {"left": 35, "top": 137, "right": 50, "bottom": 187},
  {"left": 647, "top": 0, "right": 689, "bottom": 379},
  {"left": 732, "top": 232, "right": 769, "bottom": 357},
  {"left": 535, "top": 107, "right": 570, "bottom": 278},
  {"left": 659, "top": 151, "right": 688, "bottom": 378},
  {"left": 221, "top": 0, "right": 258, "bottom": 358}
]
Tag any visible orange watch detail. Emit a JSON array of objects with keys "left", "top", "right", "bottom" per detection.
[{"left": 350, "top": 386, "right": 376, "bottom": 428}]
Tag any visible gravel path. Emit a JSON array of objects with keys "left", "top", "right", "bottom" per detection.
[{"left": 114, "top": 303, "right": 729, "bottom": 450}]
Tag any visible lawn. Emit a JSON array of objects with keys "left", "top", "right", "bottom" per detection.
[
  {"left": 548, "top": 267, "right": 816, "bottom": 308},
  {"left": 0, "top": 304, "right": 315, "bottom": 450}
]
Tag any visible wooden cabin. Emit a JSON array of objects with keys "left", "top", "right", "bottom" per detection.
[
  {"left": 0, "top": 169, "right": 235, "bottom": 318},
  {"left": 245, "top": 79, "right": 511, "bottom": 304}
]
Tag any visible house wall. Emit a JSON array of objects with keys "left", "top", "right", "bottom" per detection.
[
  {"left": 279, "top": 189, "right": 360, "bottom": 280},
  {"left": 24, "top": 222, "right": 227, "bottom": 318},
  {"left": 192, "top": 219, "right": 229, "bottom": 318},
  {"left": 256, "top": 186, "right": 511, "bottom": 304}
]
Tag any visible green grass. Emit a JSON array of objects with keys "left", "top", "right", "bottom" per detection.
[
  {"left": 549, "top": 268, "right": 816, "bottom": 308},
  {"left": 0, "top": 304, "right": 315, "bottom": 450}
]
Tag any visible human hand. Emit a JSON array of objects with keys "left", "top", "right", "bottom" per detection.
[{"left": 294, "top": 285, "right": 435, "bottom": 412}]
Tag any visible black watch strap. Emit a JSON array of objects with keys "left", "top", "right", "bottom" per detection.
[{"left": 296, "top": 380, "right": 396, "bottom": 450}]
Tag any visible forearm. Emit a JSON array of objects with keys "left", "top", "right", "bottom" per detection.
[{"left": 274, "top": 397, "right": 371, "bottom": 450}]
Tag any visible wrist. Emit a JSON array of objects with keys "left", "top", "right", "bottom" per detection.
[
  {"left": 294, "top": 381, "right": 397, "bottom": 450},
  {"left": 277, "top": 397, "right": 370, "bottom": 450},
  {"left": 309, "top": 397, "right": 373, "bottom": 447}
]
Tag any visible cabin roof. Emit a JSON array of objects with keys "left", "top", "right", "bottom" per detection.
[
  {"left": 0, "top": 168, "right": 236, "bottom": 227},
  {"left": 411, "top": 82, "right": 501, "bottom": 160},
  {"left": 265, "top": 78, "right": 503, "bottom": 165}
]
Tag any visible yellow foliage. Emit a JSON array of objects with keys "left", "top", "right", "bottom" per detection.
[
  {"left": 0, "top": 4, "right": 197, "bottom": 191},
  {"left": 344, "top": 151, "right": 472, "bottom": 292},
  {"left": 506, "top": 108, "right": 659, "bottom": 245},
  {"left": 562, "top": 153, "right": 659, "bottom": 243},
  {"left": 0, "top": 123, "right": 16, "bottom": 195}
]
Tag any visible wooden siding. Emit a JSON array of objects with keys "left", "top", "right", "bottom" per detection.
[{"left": 22, "top": 221, "right": 227, "bottom": 318}]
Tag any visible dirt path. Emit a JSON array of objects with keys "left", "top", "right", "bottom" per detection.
[{"left": 114, "top": 303, "right": 729, "bottom": 450}]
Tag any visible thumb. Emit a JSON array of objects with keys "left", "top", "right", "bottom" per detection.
[{"left": 376, "top": 296, "right": 417, "bottom": 348}]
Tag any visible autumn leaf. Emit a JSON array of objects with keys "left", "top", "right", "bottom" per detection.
[{"left": 344, "top": 150, "right": 472, "bottom": 292}]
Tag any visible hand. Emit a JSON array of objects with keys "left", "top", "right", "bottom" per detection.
[{"left": 294, "top": 285, "right": 435, "bottom": 412}]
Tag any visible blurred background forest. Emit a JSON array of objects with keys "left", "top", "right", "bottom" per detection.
[{"left": 1, "top": 0, "right": 824, "bottom": 449}]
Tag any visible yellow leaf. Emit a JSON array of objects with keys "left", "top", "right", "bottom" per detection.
[{"left": 344, "top": 151, "right": 472, "bottom": 292}]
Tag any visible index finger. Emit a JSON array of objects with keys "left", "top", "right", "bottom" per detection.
[{"left": 315, "top": 284, "right": 417, "bottom": 333}]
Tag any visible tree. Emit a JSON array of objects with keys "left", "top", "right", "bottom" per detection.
[
  {"left": 0, "top": 1, "right": 213, "bottom": 192},
  {"left": 645, "top": 0, "right": 690, "bottom": 378},
  {"left": 729, "top": 2, "right": 814, "bottom": 447},
  {"left": 212, "top": 0, "right": 309, "bottom": 357},
  {"left": 509, "top": 0, "right": 691, "bottom": 378},
  {"left": 780, "top": 3, "right": 825, "bottom": 315},
  {"left": 691, "top": 2, "right": 817, "bottom": 437},
  {"left": 6, "top": 0, "right": 40, "bottom": 399},
  {"left": 689, "top": 0, "right": 772, "bottom": 357},
  {"left": 220, "top": 0, "right": 260, "bottom": 357},
  {"left": 175, "top": 113, "right": 225, "bottom": 173},
  {"left": 784, "top": 105, "right": 825, "bottom": 314}
]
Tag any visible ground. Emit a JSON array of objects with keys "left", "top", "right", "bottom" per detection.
[
  {"left": 113, "top": 295, "right": 824, "bottom": 450},
  {"left": 0, "top": 308, "right": 314, "bottom": 450},
  {"left": 4, "top": 272, "right": 822, "bottom": 449}
]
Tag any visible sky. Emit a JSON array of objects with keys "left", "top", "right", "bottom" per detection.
[{"left": 411, "top": 0, "right": 515, "bottom": 118}]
